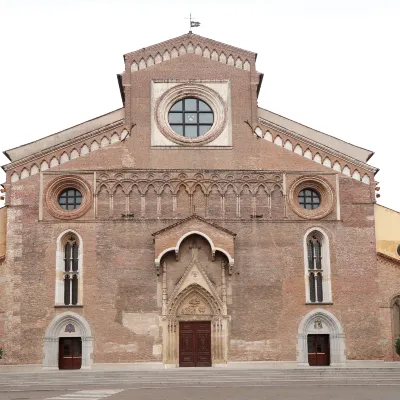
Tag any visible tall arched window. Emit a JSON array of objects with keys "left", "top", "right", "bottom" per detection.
[
  {"left": 63, "top": 236, "right": 79, "bottom": 305},
  {"left": 56, "top": 230, "right": 83, "bottom": 306},
  {"left": 392, "top": 297, "right": 400, "bottom": 344},
  {"left": 304, "top": 229, "right": 332, "bottom": 303}
]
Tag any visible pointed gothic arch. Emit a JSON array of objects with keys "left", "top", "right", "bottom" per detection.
[
  {"left": 43, "top": 312, "right": 93, "bottom": 369},
  {"left": 297, "top": 309, "right": 346, "bottom": 366}
]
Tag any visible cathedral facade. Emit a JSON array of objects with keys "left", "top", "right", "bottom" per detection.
[{"left": 0, "top": 33, "right": 398, "bottom": 369}]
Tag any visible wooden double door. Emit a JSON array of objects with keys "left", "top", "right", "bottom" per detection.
[
  {"left": 59, "top": 338, "right": 82, "bottom": 369},
  {"left": 179, "top": 321, "right": 211, "bottom": 367},
  {"left": 308, "top": 334, "right": 330, "bottom": 366}
]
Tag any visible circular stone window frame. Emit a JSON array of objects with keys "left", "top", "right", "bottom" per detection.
[
  {"left": 45, "top": 175, "right": 93, "bottom": 220},
  {"left": 155, "top": 83, "right": 228, "bottom": 146},
  {"left": 288, "top": 176, "right": 334, "bottom": 220}
]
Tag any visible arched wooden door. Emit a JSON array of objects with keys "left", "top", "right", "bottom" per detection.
[{"left": 59, "top": 337, "right": 82, "bottom": 369}]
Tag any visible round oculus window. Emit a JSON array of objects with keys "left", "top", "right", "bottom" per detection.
[
  {"left": 168, "top": 97, "right": 214, "bottom": 138},
  {"left": 298, "top": 188, "right": 321, "bottom": 210},
  {"left": 58, "top": 188, "right": 82, "bottom": 210}
]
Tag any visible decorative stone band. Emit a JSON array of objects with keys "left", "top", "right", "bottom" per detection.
[
  {"left": 45, "top": 175, "right": 93, "bottom": 220},
  {"left": 288, "top": 176, "right": 335, "bottom": 220},
  {"left": 155, "top": 83, "right": 228, "bottom": 146},
  {"left": 255, "top": 122, "right": 374, "bottom": 184}
]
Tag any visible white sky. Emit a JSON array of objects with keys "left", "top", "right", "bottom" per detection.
[{"left": 0, "top": 0, "right": 399, "bottom": 210}]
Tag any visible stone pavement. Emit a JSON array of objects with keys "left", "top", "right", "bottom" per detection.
[{"left": 2, "top": 384, "right": 400, "bottom": 400}]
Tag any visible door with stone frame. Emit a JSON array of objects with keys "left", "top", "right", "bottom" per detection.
[
  {"left": 307, "top": 334, "right": 330, "bottom": 366},
  {"left": 59, "top": 337, "right": 82, "bottom": 369},
  {"left": 179, "top": 321, "right": 211, "bottom": 367}
]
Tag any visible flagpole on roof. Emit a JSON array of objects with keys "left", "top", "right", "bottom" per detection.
[{"left": 186, "top": 13, "right": 201, "bottom": 33}]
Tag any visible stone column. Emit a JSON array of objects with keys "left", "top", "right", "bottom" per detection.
[{"left": 43, "top": 337, "right": 59, "bottom": 369}]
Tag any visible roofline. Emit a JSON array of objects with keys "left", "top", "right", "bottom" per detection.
[
  {"left": 123, "top": 32, "right": 257, "bottom": 58},
  {"left": 258, "top": 107, "right": 375, "bottom": 160},
  {"left": 377, "top": 252, "right": 400, "bottom": 265},
  {"left": 2, "top": 151, "right": 11, "bottom": 162},
  {"left": 257, "top": 73, "right": 264, "bottom": 98},
  {"left": 3, "top": 107, "right": 124, "bottom": 160},
  {"left": 375, "top": 203, "right": 400, "bottom": 214},
  {"left": 117, "top": 74, "right": 125, "bottom": 106},
  {"left": 152, "top": 214, "right": 237, "bottom": 237}
]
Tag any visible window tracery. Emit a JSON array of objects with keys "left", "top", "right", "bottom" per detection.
[
  {"left": 56, "top": 230, "right": 82, "bottom": 306},
  {"left": 304, "top": 229, "right": 332, "bottom": 303},
  {"left": 63, "top": 236, "right": 79, "bottom": 306}
]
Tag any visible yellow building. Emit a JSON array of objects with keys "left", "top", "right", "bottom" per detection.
[
  {"left": 376, "top": 204, "right": 400, "bottom": 260},
  {"left": 375, "top": 204, "right": 400, "bottom": 360}
]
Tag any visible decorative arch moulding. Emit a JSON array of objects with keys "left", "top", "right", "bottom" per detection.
[
  {"left": 288, "top": 175, "right": 335, "bottom": 220},
  {"left": 94, "top": 170, "right": 284, "bottom": 197},
  {"left": 7, "top": 125, "right": 129, "bottom": 184},
  {"left": 45, "top": 175, "right": 93, "bottom": 220},
  {"left": 256, "top": 119, "right": 375, "bottom": 185},
  {"left": 152, "top": 216, "right": 236, "bottom": 275},
  {"left": 155, "top": 83, "right": 228, "bottom": 146},
  {"left": 126, "top": 39, "right": 254, "bottom": 74}
]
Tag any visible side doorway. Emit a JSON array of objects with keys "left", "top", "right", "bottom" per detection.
[
  {"left": 179, "top": 321, "right": 211, "bottom": 367},
  {"left": 59, "top": 337, "right": 82, "bottom": 369},
  {"left": 308, "top": 334, "right": 330, "bottom": 366}
]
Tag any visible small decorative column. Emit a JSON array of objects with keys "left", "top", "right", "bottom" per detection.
[
  {"left": 94, "top": 194, "right": 98, "bottom": 219},
  {"left": 268, "top": 193, "right": 272, "bottom": 219},
  {"left": 221, "top": 261, "right": 227, "bottom": 306},
  {"left": 125, "top": 194, "right": 129, "bottom": 214},
  {"left": 162, "top": 262, "right": 167, "bottom": 315},
  {"left": 172, "top": 194, "right": 177, "bottom": 214},
  {"left": 283, "top": 173, "right": 288, "bottom": 219},
  {"left": 141, "top": 195, "right": 145, "bottom": 217},
  {"left": 157, "top": 194, "right": 161, "bottom": 216},
  {"left": 109, "top": 194, "right": 113, "bottom": 217}
]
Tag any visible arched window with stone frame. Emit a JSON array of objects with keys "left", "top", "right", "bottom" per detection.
[
  {"left": 55, "top": 230, "right": 83, "bottom": 306},
  {"left": 303, "top": 228, "right": 332, "bottom": 303},
  {"left": 392, "top": 297, "right": 400, "bottom": 345}
]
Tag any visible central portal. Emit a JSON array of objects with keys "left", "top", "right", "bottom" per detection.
[{"left": 179, "top": 321, "right": 211, "bottom": 367}]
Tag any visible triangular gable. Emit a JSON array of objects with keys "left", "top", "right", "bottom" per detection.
[
  {"left": 152, "top": 214, "right": 236, "bottom": 237},
  {"left": 124, "top": 33, "right": 256, "bottom": 75}
]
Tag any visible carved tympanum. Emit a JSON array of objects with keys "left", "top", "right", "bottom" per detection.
[{"left": 179, "top": 296, "right": 209, "bottom": 315}]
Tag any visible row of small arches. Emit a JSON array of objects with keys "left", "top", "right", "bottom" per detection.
[
  {"left": 254, "top": 127, "right": 371, "bottom": 184},
  {"left": 130, "top": 43, "right": 251, "bottom": 72},
  {"left": 96, "top": 181, "right": 284, "bottom": 196},
  {"left": 10, "top": 130, "right": 128, "bottom": 183}
]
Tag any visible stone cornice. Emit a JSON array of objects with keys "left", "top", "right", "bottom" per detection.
[
  {"left": 2, "top": 120, "right": 124, "bottom": 171},
  {"left": 259, "top": 118, "right": 377, "bottom": 174},
  {"left": 377, "top": 252, "right": 400, "bottom": 266}
]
